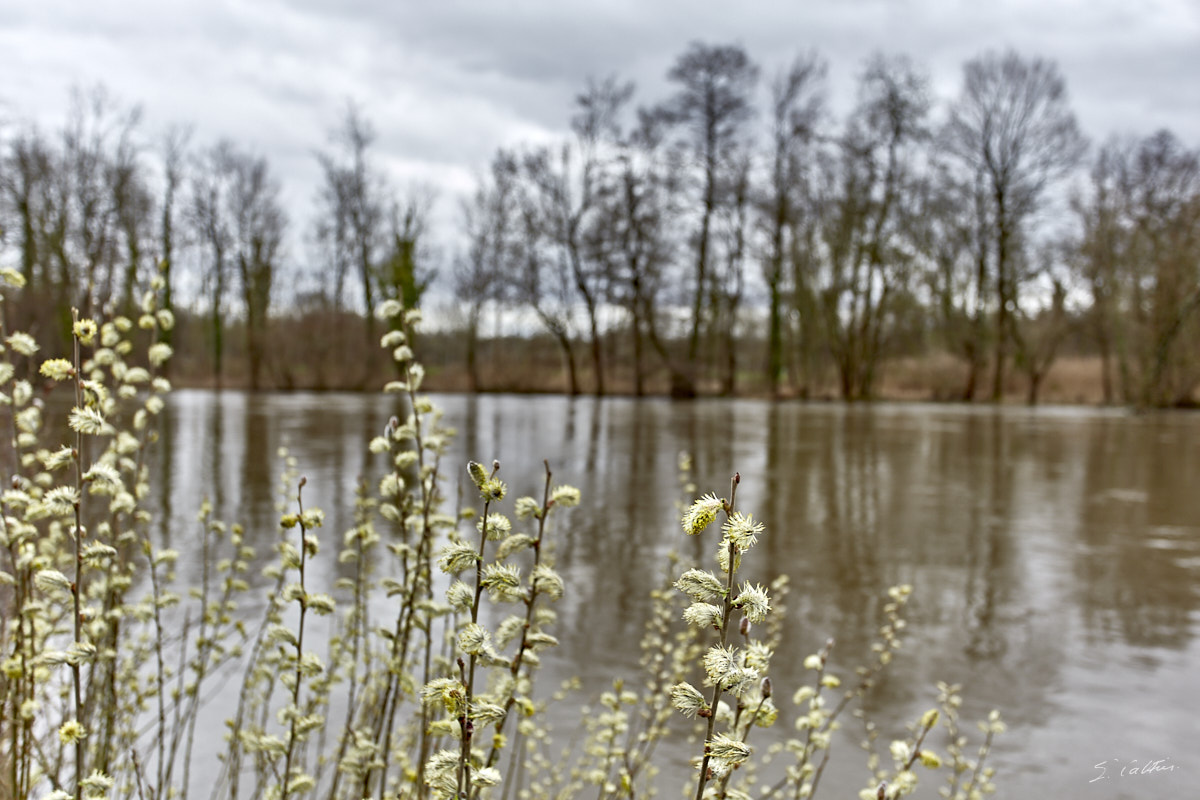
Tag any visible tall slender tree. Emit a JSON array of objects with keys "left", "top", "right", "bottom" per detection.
[
  {"left": 541, "top": 75, "right": 634, "bottom": 395},
  {"left": 229, "top": 151, "right": 286, "bottom": 390},
  {"left": 315, "top": 104, "right": 387, "bottom": 383},
  {"left": 761, "top": 52, "right": 825, "bottom": 397},
  {"left": 801, "top": 54, "right": 931, "bottom": 400},
  {"left": 1, "top": 128, "right": 55, "bottom": 334},
  {"left": 190, "top": 141, "right": 236, "bottom": 386},
  {"left": 661, "top": 41, "right": 759, "bottom": 393},
  {"left": 513, "top": 148, "right": 581, "bottom": 394},
  {"left": 594, "top": 106, "right": 682, "bottom": 395},
  {"left": 454, "top": 152, "right": 516, "bottom": 391},
  {"left": 156, "top": 125, "right": 191, "bottom": 361},
  {"left": 945, "top": 50, "right": 1087, "bottom": 400}
]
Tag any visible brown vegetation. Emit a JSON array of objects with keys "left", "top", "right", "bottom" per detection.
[{"left": 160, "top": 305, "right": 1116, "bottom": 406}]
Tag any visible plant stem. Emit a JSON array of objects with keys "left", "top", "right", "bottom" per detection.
[
  {"left": 480, "top": 461, "right": 554, "bottom": 779},
  {"left": 693, "top": 474, "right": 739, "bottom": 800},
  {"left": 458, "top": 462, "right": 498, "bottom": 800},
  {"left": 69, "top": 308, "right": 85, "bottom": 800},
  {"left": 281, "top": 477, "right": 310, "bottom": 800}
]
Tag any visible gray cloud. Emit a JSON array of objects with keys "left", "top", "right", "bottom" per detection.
[{"left": 1, "top": 0, "right": 1197, "bottom": 278}]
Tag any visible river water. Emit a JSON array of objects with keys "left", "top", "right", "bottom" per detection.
[{"left": 151, "top": 391, "right": 1200, "bottom": 800}]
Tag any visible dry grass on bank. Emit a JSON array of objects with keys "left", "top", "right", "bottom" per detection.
[
  {"left": 166, "top": 312, "right": 1114, "bottom": 405},
  {"left": 880, "top": 354, "right": 1106, "bottom": 405},
  {"left": 441, "top": 350, "right": 1110, "bottom": 405}
]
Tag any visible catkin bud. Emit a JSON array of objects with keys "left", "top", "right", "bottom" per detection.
[{"left": 467, "top": 461, "right": 488, "bottom": 488}]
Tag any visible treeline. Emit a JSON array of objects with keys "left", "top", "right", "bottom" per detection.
[
  {"left": 2, "top": 45, "right": 1198, "bottom": 405},
  {"left": 455, "top": 45, "right": 1200, "bottom": 406},
  {"left": 0, "top": 90, "right": 428, "bottom": 390}
]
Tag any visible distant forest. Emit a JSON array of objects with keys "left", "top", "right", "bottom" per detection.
[{"left": 2, "top": 43, "right": 1198, "bottom": 406}]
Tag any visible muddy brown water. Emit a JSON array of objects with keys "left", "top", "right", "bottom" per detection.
[{"left": 152, "top": 391, "right": 1199, "bottom": 799}]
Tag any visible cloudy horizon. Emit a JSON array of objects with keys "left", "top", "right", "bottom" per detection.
[{"left": 2, "top": 0, "right": 1197, "bottom": 296}]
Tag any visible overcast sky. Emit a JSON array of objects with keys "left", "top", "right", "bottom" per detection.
[{"left": 1, "top": 0, "right": 1198, "bottom": 276}]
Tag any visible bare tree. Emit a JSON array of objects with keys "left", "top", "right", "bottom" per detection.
[
  {"left": 60, "top": 87, "right": 143, "bottom": 320},
  {"left": 1011, "top": 244, "right": 1072, "bottom": 404},
  {"left": 593, "top": 106, "right": 682, "bottom": 395},
  {"left": 513, "top": 149, "right": 581, "bottom": 394},
  {"left": 916, "top": 160, "right": 993, "bottom": 400},
  {"left": 190, "top": 141, "right": 236, "bottom": 386},
  {"left": 662, "top": 41, "right": 759, "bottom": 392},
  {"left": 1071, "top": 140, "right": 1124, "bottom": 404},
  {"left": 1126, "top": 131, "right": 1200, "bottom": 406},
  {"left": 713, "top": 152, "right": 751, "bottom": 395},
  {"left": 455, "top": 153, "right": 516, "bottom": 391},
  {"left": 1077, "top": 131, "right": 1200, "bottom": 406},
  {"left": 1, "top": 127, "right": 55, "bottom": 335},
  {"left": 315, "top": 104, "right": 387, "bottom": 384},
  {"left": 537, "top": 75, "right": 634, "bottom": 395},
  {"left": 7, "top": 88, "right": 145, "bottom": 343},
  {"left": 156, "top": 125, "right": 192, "bottom": 357},
  {"left": 229, "top": 151, "right": 286, "bottom": 390},
  {"left": 379, "top": 189, "right": 435, "bottom": 315},
  {"left": 111, "top": 123, "right": 154, "bottom": 318},
  {"left": 945, "top": 49, "right": 1087, "bottom": 400},
  {"left": 800, "top": 54, "right": 930, "bottom": 400},
  {"left": 761, "top": 51, "right": 825, "bottom": 397}
]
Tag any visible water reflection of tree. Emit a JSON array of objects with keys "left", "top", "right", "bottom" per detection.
[
  {"left": 758, "top": 405, "right": 1051, "bottom": 715},
  {"left": 962, "top": 412, "right": 1013, "bottom": 661},
  {"left": 1077, "top": 416, "right": 1199, "bottom": 649},
  {"left": 155, "top": 394, "right": 177, "bottom": 548},
  {"left": 209, "top": 392, "right": 227, "bottom": 518},
  {"left": 760, "top": 406, "right": 885, "bottom": 672},
  {"left": 551, "top": 398, "right": 670, "bottom": 674},
  {"left": 240, "top": 393, "right": 275, "bottom": 534},
  {"left": 462, "top": 392, "right": 479, "bottom": 466},
  {"left": 825, "top": 409, "right": 885, "bottom": 595}
]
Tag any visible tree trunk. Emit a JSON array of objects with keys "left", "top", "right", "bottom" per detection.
[
  {"left": 767, "top": 278, "right": 783, "bottom": 398},
  {"left": 556, "top": 330, "right": 579, "bottom": 396},
  {"left": 248, "top": 329, "right": 263, "bottom": 391},
  {"left": 631, "top": 307, "right": 644, "bottom": 397},
  {"left": 962, "top": 346, "right": 979, "bottom": 402},
  {"left": 965, "top": 234, "right": 988, "bottom": 401},
  {"left": 360, "top": 243, "right": 376, "bottom": 387},
  {"left": 723, "top": 321, "right": 736, "bottom": 396},
  {"left": 685, "top": 151, "right": 717, "bottom": 392},
  {"left": 838, "top": 354, "right": 854, "bottom": 401},
  {"left": 466, "top": 306, "right": 481, "bottom": 392},
  {"left": 212, "top": 305, "right": 223, "bottom": 390},
  {"left": 646, "top": 306, "right": 694, "bottom": 398},
  {"left": 212, "top": 250, "right": 225, "bottom": 389},
  {"left": 990, "top": 195, "right": 1010, "bottom": 402},
  {"left": 121, "top": 230, "right": 140, "bottom": 319},
  {"left": 19, "top": 199, "right": 37, "bottom": 288},
  {"left": 1097, "top": 323, "right": 1113, "bottom": 405},
  {"left": 1027, "top": 370, "right": 1042, "bottom": 406},
  {"left": 586, "top": 300, "right": 605, "bottom": 396},
  {"left": 160, "top": 221, "right": 175, "bottom": 377},
  {"left": 1099, "top": 333, "right": 1108, "bottom": 407}
]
